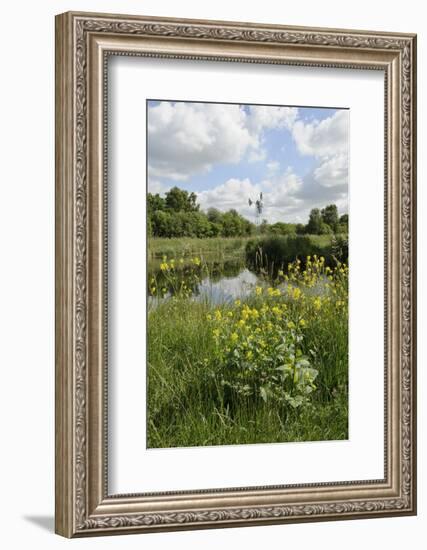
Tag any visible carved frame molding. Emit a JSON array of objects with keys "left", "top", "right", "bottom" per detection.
[{"left": 55, "top": 12, "right": 416, "bottom": 537}]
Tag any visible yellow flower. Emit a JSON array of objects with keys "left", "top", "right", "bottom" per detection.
[
  {"left": 313, "top": 297, "right": 322, "bottom": 311},
  {"left": 235, "top": 299, "right": 241, "bottom": 306},
  {"left": 267, "top": 287, "right": 274, "bottom": 296},
  {"left": 251, "top": 308, "right": 259, "bottom": 319},
  {"left": 206, "top": 314, "right": 212, "bottom": 321},
  {"left": 246, "top": 350, "right": 253, "bottom": 360},
  {"left": 179, "top": 258, "right": 184, "bottom": 264},
  {"left": 227, "top": 311, "right": 233, "bottom": 318},
  {"left": 273, "top": 288, "right": 281, "bottom": 297},
  {"left": 230, "top": 332, "right": 238, "bottom": 343},
  {"left": 193, "top": 257, "right": 201, "bottom": 266},
  {"left": 272, "top": 306, "right": 281, "bottom": 316},
  {"left": 255, "top": 286, "right": 263, "bottom": 296},
  {"left": 292, "top": 287, "right": 302, "bottom": 300},
  {"left": 238, "top": 319, "right": 246, "bottom": 328},
  {"left": 299, "top": 319, "right": 306, "bottom": 328},
  {"left": 278, "top": 270, "right": 284, "bottom": 277},
  {"left": 214, "top": 310, "right": 222, "bottom": 321},
  {"left": 150, "top": 287, "right": 156, "bottom": 294},
  {"left": 160, "top": 262, "right": 169, "bottom": 271},
  {"left": 241, "top": 305, "right": 250, "bottom": 321},
  {"left": 287, "top": 321, "right": 295, "bottom": 330},
  {"left": 212, "top": 328, "right": 220, "bottom": 338}
]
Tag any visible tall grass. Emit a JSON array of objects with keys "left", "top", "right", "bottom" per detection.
[
  {"left": 245, "top": 234, "right": 348, "bottom": 273},
  {"left": 148, "top": 236, "right": 249, "bottom": 261},
  {"left": 147, "top": 256, "right": 348, "bottom": 448}
]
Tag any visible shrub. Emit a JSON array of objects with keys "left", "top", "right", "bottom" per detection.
[
  {"left": 245, "top": 234, "right": 347, "bottom": 272},
  {"left": 208, "top": 294, "right": 317, "bottom": 409}
]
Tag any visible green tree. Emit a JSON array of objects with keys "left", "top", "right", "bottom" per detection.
[
  {"left": 321, "top": 204, "right": 339, "bottom": 232},
  {"left": 165, "top": 186, "right": 199, "bottom": 212},
  {"left": 207, "top": 207, "right": 222, "bottom": 224},
  {"left": 319, "top": 221, "right": 333, "bottom": 235},
  {"left": 147, "top": 193, "right": 165, "bottom": 216},
  {"left": 305, "top": 208, "right": 322, "bottom": 234},
  {"left": 260, "top": 219, "right": 269, "bottom": 234},
  {"left": 337, "top": 213, "right": 349, "bottom": 234},
  {"left": 222, "top": 210, "right": 242, "bottom": 237},
  {"left": 339, "top": 213, "right": 349, "bottom": 225},
  {"left": 151, "top": 210, "right": 173, "bottom": 237},
  {"left": 268, "top": 222, "right": 297, "bottom": 236}
]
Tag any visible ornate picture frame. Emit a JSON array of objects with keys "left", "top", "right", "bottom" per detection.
[{"left": 55, "top": 11, "right": 417, "bottom": 537}]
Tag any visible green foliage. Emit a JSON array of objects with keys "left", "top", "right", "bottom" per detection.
[
  {"left": 339, "top": 213, "right": 349, "bottom": 225},
  {"left": 147, "top": 256, "right": 348, "bottom": 448},
  {"left": 306, "top": 208, "right": 322, "bottom": 234},
  {"left": 164, "top": 186, "right": 199, "bottom": 212},
  {"left": 147, "top": 186, "right": 347, "bottom": 240},
  {"left": 147, "top": 193, "right": 165, "bottom": 213},
  {"left": 321, "top": 204, "right": 339, "bottom": 232},
  {"left": 209, "top": 300, "right": 317, "bottom": 408},
  {"left": 245, "top": 234, "right": 344, "bottom": 272},
  {"left": 148, "top": 190, "right": 255, "bottom": 238},
  {"left": 331, "top": 234, "right": 349, "bottom": 264},
  {"left": 267, "top": 222, "right": 297, "bottom": 236},
  {"left": 303, "top": 205, "right": 347, "bottom": 235},
  {"left": 148, "top": 236, "right": 248, "bottom": 261}
]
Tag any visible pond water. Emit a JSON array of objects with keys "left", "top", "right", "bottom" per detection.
[
  {"left": 193, "top": 268, "right": 258, "bottom": 304},
  {"left": 148, "top": 254, "right": 330, "bottom": 308},
  {"left": 148, "top": 256, "right": 263, "bottom": 307}
]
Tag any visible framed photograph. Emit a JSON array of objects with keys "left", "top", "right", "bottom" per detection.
[{"left": 55, "top": 11, "right": 417, "bottom": 537}]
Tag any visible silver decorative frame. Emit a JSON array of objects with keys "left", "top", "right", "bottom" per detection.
[{"left": 55, "top": 11, "right": 417, "bottom": 537}]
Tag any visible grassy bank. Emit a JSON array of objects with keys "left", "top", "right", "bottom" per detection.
[
  {"left": 148, "top": 236, "right": 249, "bottom": 261},
  {"left": 147, "top": 256, "right": 348, "bottom": 448},
  {"left": 245, "top": 234, "right": 348, "bottom": 273}
]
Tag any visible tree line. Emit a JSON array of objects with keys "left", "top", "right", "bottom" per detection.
[{"left": 148, "top": 186, "right": 348, "bottom": 238}]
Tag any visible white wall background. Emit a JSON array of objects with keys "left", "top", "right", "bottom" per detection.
[{"left": 0, "top": 1, "right": 424, "bottom": 548}]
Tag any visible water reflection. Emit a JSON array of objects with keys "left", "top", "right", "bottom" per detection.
[
  {"left": 148, "top": 257, "right": 331, "bottom": 308},
  {"left": 148, "top": 257, "right": 262, "bottom": 307},
  {"left": 196, "top": 268, "right": 258, "bottom": 304}
]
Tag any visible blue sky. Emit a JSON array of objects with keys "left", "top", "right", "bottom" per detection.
[{"left": 147, "top": 100, "right": 349, "bottom": 223}]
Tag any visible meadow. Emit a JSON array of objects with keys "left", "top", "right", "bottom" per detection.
[
  {"left": 147, "top": 246, "right": 348, "bottom": 448},
  {"left": 148, "top": 236, "right": 249, "bottom": 262}
]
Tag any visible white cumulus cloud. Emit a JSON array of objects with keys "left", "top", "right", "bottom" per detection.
[
  {"left": 197, "top": 169, "right": 304, "bottom": 223},
  {"left": 291, "top": 110, "right": 349, "bottom": 190},
  {"left": 314, "top": 152, "right": 348, "bottom": 188},
  {"left": 147, "top": 102, "right": 299, "bottom": 182},
  {"left": 292, "top": 110, "right": 349, "bottom": 158},
  {"left": 147, "top": 102, "right": 349, "bottom": 222}
]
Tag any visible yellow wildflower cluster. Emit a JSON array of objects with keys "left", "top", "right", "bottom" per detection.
[
  {"left": 149, "top": 255, "right": 205, "bottom": 298},
  {"left": 207, "top": 280, "right": 317, "bottom": 406}
]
